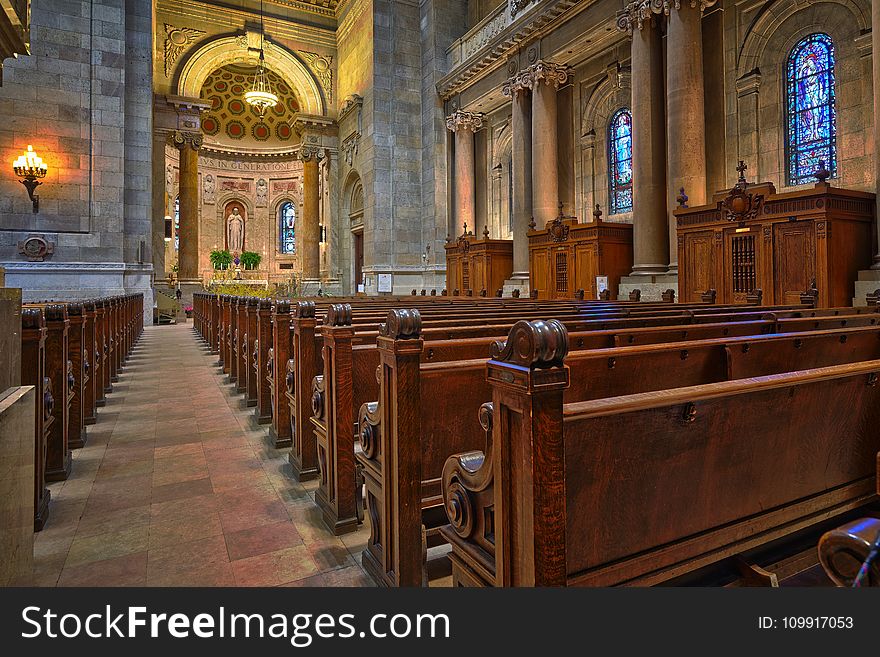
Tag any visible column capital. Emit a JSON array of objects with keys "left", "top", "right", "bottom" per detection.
[
  {"left": 617, "top": 0, "right": 717, "bottom": 33},
  {"left": 170, "top": 130, "right": 202, "bottom": 151},
  {"left": 446, "top": 110, "right": 484, "bottom": 133},
  {"left": 298, "top": 145, "right": 324, "bottom": 162},
  {"left": 502, "top": 60, "right": 571, "bottom": 97}
]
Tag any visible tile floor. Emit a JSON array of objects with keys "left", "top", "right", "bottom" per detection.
[{"left": 32, "top": 322, "right": 376, "bottom": 587}]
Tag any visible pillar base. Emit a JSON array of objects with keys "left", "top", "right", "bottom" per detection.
[
  {"left": 502, "top": 276, "right": 530, "bottom": 298},
  {"left": 618, "top": 274, "right": 679, "bottom": 302},
  {"left": 853, "top": 270, "right": 880, "bottom": 305}
]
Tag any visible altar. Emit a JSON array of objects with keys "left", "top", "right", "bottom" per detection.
[{"left": 675, "top": 166, "right": 876, "bottom": 307}]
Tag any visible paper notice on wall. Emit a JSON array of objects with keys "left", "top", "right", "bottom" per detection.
[
  {"left": 377, "top": 273, "right": 392, "bottom": 293},
  {"left": 596, "top": 276, "right": 609, "bottom": 299}
]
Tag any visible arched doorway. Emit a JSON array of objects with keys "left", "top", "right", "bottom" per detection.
[{"left": 346, "top": 174, "right": 365, "bottom": 291}]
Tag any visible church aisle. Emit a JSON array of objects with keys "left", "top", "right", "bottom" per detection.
[{"left": 32, "top": 323, "right": 373, "bottom": 587}]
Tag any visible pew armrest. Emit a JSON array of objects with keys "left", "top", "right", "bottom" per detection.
[{"left": 441, "top": 402, "right": 496, "bottom": 576}]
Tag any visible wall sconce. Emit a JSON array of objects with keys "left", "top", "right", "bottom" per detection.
[
  {"left": 13, "top": 145, "right": 48, "bottom": 213},
  {"left": 164, "top": 216, "right": 173, "bottom": 242}
]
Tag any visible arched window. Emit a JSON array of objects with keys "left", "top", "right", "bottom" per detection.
[
  {"left": 785, "top": 33, "right": 836, "bottom": 186},
  {"left": 279, "top": 201, "right": 296, "bottom": 254},
  {"left": 608, "top": 108, "right": 633, "bottom": 215},
  {"left": 174, "top": 196, "right": 180, "bottom": 251}
]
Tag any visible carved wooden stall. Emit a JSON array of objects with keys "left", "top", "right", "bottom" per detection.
[
  {"left": 675, "top": 166, "right": 875, "bottom": 307},
  {"left": 445, "top": 231, "right": 513, "bottom": 296},
  {"left": 528, "top": 207, "right": 633, "bottom": 300}
]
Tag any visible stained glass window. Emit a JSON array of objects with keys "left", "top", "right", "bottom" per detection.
[
  {"left": 279, "top": 201, "right": 296, "bottom": 254},
  {"left": 608, "top": 108, "right": 633, "bottom": 215},
  {"left": 786, "top": 33, "right": 837, "bottom": 186},
  {"left": 174, "top": 196, "right": 180, "bottom": 251}
]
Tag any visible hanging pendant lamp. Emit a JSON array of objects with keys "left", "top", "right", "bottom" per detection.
[{"left": 244, "top": 0, "right": 278, "bottom": 115}]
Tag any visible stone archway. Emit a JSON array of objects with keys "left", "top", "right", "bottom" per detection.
[{"left": 176, "top": 34, "right": 326, "bottom": 115}]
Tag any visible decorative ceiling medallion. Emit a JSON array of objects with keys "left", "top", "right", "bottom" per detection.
[
  {"left": 252, "top": 123, "right": 271, "bottom": 141},
  {"left": 228, "top": 98, "right": 245, "bottom": 115},
  {"left": 18, "top": 234, "right": 55, "bottom": 262},
  {"left": 202, "top": 117, "right": 219, "bottom": 136},
  {"left": 298, "top": 51, "right": 333, "bottom": 102},
  {"left": 226, "top": 120, "right": 245, "bottom": 140},
  {"left": 164, "top": 24, "right": 205, "bottom": 78},
  {"left": 276, "top": 123, "right": 292, "bottom": 140}
]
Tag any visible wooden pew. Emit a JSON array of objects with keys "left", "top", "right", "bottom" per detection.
[
  {"left": 253, "top": 298, "right": 273, "bottom": 424},
  {"left": 304, "top": 305, "right": 870, "bottom": 533},
  {"left": 243, "top": 297, "right": 259, "bottom": 407},
  {"left": 41, "top": 303, "right": 71, "bottom": 482},
  {"left": 82, "top": 301, "right": 97, "bottom": 426},
  {"left": 66, "top": 302, "right": 87, "bottom": 449},
  {"left": 440, "top": 320, "right": 880, "bottom": 586},
  {"left": 20, "top": 307, "right": 51, "bottom": 531},
  {"left": 356, "top": 310, "right": 880, "bottom": 586},
  {"left": 95, "top": 299, "right": 109, "bottom": 406}
]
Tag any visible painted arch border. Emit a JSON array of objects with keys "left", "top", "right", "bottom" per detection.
[{"left": 176, "top": 34, "right": 326, "bottom": 116}]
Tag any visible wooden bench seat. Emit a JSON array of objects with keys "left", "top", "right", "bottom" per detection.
[
  {"left": 440, "top": 320, "right": 880, "bottom": 586},
  {"left": 352, "top": 311, "right": 880, "bottom": 585}
]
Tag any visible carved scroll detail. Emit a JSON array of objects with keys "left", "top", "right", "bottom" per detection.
[
  {"left": 294, "top": 300, "right": 315, "bottom": 318},
  {"left": 379, "top": 309, "right": 422, "bottom": 339},
  {"left": 327, "top": 303, "right": 352, "bottom": 327},
  {"left": 358, "top": 401, "right": 380, "bottom": 460},
  {"left": 311, "top": 375, "right": 325, "bottom": 420},
  {"left": 490, "top": 319, "right": 568, "bottom": 368}
]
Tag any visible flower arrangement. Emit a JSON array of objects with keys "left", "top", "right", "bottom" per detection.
[
  {"left": 239, "top": 251, "right": 262, "bottom": 270},
  {"left": 210, "top": 282, "right": 276, "bottom": 298},
  {"left": 209, "top": 249, "right": 233, "bottom": 270}
]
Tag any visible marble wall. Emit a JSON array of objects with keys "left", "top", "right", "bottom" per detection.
[{"left": 0, "top": 0, "right": 154, "bottom": 320}]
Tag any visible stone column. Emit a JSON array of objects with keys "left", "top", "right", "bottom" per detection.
[
  {"left": 617, "top": 3, "right": 668, "bottom": 275},
  {"left": 503, "top": 75, "right": 532, "bottom": 277},
  {"left": 172, "top": 131, "right": 202, "bottom": 282},
  {"left": 301, "top": 146, "right": 322, "bottom": 280},
  {"left": 151, "top": 130, "right": 168, "bottom": 280},
  {"left": 665, "top": 0, "right": 713, "bottom": 274},
  {"left": 872, "top": 0, "right": 880, "bottom": 268},
  {"left": 529, "top": 61, "right": 570, "bottom": 228},
  {"left": 446, "top": 110, "right": 484, "bottom": 236}
]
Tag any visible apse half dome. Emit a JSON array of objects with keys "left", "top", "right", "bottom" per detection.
[{"left": 200, "top": 64, "right": 300, "bottom": 150}]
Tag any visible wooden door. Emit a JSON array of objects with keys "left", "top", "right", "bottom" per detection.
[
  {"left": 774, "top": 222, "right": 815, "bottom": 304},
  {"left": 683, "top": 231, "right": 716, "bottom": 303}
]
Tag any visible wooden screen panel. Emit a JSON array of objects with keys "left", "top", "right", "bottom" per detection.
[
  {"left": 774, "top": 222, "right": 815, "bottom": 304},
  {"left": 683, "top": 231, "right": 715, "bottom": 303},
  {"left": 555, "top": 251, "right": 569, "bottom": 296}
]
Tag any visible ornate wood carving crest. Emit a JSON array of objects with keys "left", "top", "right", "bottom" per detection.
[
  {"left": 298, "top": 51, "right": 333, "bottom": 102},
  {"left": 164, "top": 24, "right": 205, "bottom": 78},
  {"left": 719, "top": 161, "right": 764, "bottom": 223}
]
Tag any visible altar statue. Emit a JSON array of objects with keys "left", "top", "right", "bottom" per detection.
[{"left": 227, "top": 207, "right": 244, "bottom": 253}]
